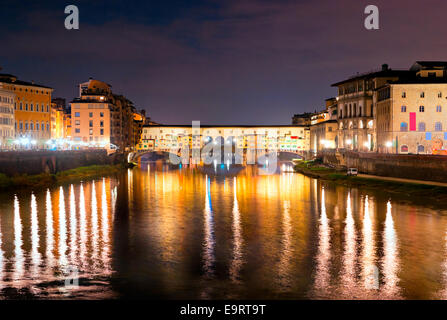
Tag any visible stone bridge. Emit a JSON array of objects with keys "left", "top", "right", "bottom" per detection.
[{"left": 129, "top": 150, "right": 304, "bottom": 164}]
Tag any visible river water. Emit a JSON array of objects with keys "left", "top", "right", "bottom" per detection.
[{"left": 0, "top": 161, "right": 446, "bottom": 299}]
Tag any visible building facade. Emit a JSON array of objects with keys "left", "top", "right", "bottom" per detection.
[
  {"left": 376, "top": 81, "right": 447, "bottom": 154},
  {"left": 0, "top": 73, "right": 53, "bottom": 148},
  {"left": 71, "top": 80, "right": 112, "bottom": 148},
  {"left": 0, "top": 85, "right": 15, "bottom": 149},
  {"left": 71, "top": 79, "right": 145, "bottom": 150},
  {"left": 332, "top": 64, "right": 411, "bottom": 152}
]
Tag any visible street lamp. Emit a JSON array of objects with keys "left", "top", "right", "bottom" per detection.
[{"left": 385, "top": 141, "right": 393, "bottom": 154}]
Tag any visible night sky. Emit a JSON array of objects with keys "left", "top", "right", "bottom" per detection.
[{"left": 1, "top": 0, "right": 446, "bottom": 125}]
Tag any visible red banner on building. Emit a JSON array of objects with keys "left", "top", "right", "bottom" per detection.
[{"left": 410, "top": 112, "right": 416, "bottom": 131}]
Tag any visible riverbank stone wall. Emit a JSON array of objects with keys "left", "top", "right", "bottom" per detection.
[
  {"left": 321, "top": 150, "right": 447, "bottom": 182},
  {"left": 0, "top": 150, "right": 125, "bottom": 176}
]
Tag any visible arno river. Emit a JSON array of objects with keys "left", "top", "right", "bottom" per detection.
[{"left": 0, "top": 161, "right": 447, "bottom": 299}]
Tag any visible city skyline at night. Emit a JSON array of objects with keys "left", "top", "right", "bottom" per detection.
[{"left": 1, "top": 0, "right": 446, "bottom": 124}]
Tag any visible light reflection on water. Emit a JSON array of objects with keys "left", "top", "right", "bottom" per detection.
[{"left": 0, "top": 163, "right": 446, "bottom": 299}]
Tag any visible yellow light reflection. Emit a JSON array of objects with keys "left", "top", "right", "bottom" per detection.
[
  {"left": 0, "top": 199, "right": 3, "bottom": 287},
  {"left": 277, "top": 200, "right": 292, "bottom": 291}
]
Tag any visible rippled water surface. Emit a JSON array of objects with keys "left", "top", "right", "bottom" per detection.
[{"left": 0, "top": 162, "right": 447, "bottom": 299}]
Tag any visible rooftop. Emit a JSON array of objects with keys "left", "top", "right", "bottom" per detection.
[
  {"left": 143, "top": 124, "right": 308, "bottom": 128},
  {"left": 0, "top": 73, "right": 53, "bottom": 89}
]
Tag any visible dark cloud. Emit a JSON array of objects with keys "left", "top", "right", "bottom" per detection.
[{"left": 1, "top": 0, "right": 446, "bottom": 124}]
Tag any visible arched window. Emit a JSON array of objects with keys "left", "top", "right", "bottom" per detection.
[
  {"left": 30, "top": 121, "right": 34, "bottom": 131},
  {"left": 401, "top": 106, "right": 407, "bottom": 112},
  {"left": 435, "top": 122, "right": 443, "bottom": 131},
  {"left": 36, "top": 122, "right": 39, "bottom": 131},
  {"left": 401, "top": 145, "right": 408, "bottom": 153},
  {"left": 41, "top": 121, "right": 45, "bottom": 131},
  {"left": 418, "top": 145, "right": 425, "bottom": 153},
  {"left": 418, "top": 122, "right": 426, "bottom": 131},
  {"left": 400, "top": 122, "right": 408, "bottom": 132}
]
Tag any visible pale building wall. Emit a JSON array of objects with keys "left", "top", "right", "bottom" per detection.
[
  {"left": 377, "top": 83, "right": 447, "bottom": 154},
  {"left": 0, "top": 87, "right": 15, "bottom": 149},
  {"left": 71, "top": 102, "right": 111, "bottom": 147},
  {"left": 310, "top": 121, "right": 338, "bottom": 154}
]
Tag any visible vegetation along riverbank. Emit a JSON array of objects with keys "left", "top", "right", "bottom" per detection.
[
  {"left": 0, "top": 164, "right": 128, "bottom": 192},
  {"left": 294, "top": 160, "right": 447, "bottom": 204}
]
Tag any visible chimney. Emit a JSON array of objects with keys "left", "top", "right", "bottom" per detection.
[{"left": 382, "top": 64, "right": 389, "bottom": 71}]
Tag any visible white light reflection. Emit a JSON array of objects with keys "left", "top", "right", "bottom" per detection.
[
  {"left": 362, "top": 195, "right": 378, "bottom": 291},
  {"left": 59, "top": 187, "right": 68, "bottom": 270},
  {"left": 46, "top": 189, "right": 55, "bottom": 275},
  {"left": 13, "top": 195, "right": 24, "bottom": 284},
  {"left": 340, "top": 192, "right": 357, "bottom": 297},
  {"left": 101, "top": 178, "right": 111, "bottom": 273},
  {"left": 79, "top": 184, "right": 87, "bottom": 269},
  {"left": 30, "top": 193, "right": 41, "bottom": 277},
  {"left": 230, "top": 177, "right": 243, "bottom": 283},
  {"left": 91, "top": 181, "right": 99, "bottom": 269},
  {"left": 313, "top": 188, "right": 331, "bottom": 296},
  {"left": 382, "top": 201, "right": 400, "bottom": 298},
  {"left": 202, "top": 175, "right": 215, "bottom": 278},
  {"left": 69, "top": 184, "right": 78, "bottom": 266}
]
